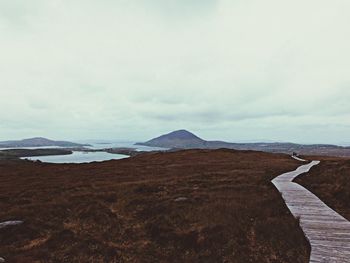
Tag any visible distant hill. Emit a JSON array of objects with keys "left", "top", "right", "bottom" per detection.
[
  {"left": 137, "top": 130, "right": 207, "bottom": 148},
  {"left": 136, "top": 129, "right": 245, "bottom": 149},
  {"left": 0, "top": 137, "right": 89, "bottom": 148},
  {"left": 136, "top": 130, "right": 350, "bottom": 157}
]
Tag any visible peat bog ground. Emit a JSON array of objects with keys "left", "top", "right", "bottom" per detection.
[
  {"left": 0, "top": 149, "right": 310, "bottom": 262},
  {"left": 296, "top": 156, "right": 350, "bottom": 221}
]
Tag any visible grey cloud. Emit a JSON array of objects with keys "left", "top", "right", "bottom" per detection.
[{"left": 0, "top": 0, "right": 350, "bottom": 144}]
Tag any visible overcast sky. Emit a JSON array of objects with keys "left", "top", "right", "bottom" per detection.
[{"left": 1, "top": 0, "right": 350, "bottom": 144}]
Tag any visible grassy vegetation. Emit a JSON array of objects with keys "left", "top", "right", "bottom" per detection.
[
  {"left": 0, "top": 149, "right": 309, "bottom": 262},
  {"left": 296, "top": 157, "right": 350, "bottom": 221},
  {"left": 0, "top": 149, "right": 72, "bottom": 160}
]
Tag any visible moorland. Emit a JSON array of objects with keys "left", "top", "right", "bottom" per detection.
[{"left": 0, "top": 149, "right": 310, "bottom": 262}]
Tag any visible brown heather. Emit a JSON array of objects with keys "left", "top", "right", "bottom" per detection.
[{"left": 0, "top": 149, "right": 309, "bottom": 262}]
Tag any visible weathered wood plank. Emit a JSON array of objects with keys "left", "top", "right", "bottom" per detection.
[{"left": 272, "top": 161, "right": 350, "bottom": 262}]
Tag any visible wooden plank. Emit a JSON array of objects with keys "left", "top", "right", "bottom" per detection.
[{"left": 272, "top": 161, "right": 350, "bottom": 262}]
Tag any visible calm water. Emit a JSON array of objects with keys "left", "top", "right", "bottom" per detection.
[
  {"left": 82, "top": 141, "right": 168, "bottom": 152},
  {"left": 0, "top": 141, "right": 168, "bottom": 152},
  {"left": 22, "top": 151, "right": 128, "bottom": 164},
  {"left": 3, "top": 140, "right": 167, "bottom": 163}
]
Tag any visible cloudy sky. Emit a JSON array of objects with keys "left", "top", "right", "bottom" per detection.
[{"left": 1, "top": 0, "right": 350, "bottom": 144}]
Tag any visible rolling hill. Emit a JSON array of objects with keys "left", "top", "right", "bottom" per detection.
[
  {"left": 137, "top": 130, "right": 350, "bottom": 157},
  {"left": 0, "top": 137, "right": 88, "bottom": 148}
]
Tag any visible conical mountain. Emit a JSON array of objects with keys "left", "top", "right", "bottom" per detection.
[{"left": 137, "top": 130, "right": 207, "bottom": 149}]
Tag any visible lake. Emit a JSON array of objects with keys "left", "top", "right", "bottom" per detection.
[
  {"left": 4, "top": 140, "right": 167, "bottom": 164},
  {"left": 82, "top": 141, "right": 168, "bottom": 152},
  {"left": 22, "top": 151, "right": 128, "bottom": 164}
]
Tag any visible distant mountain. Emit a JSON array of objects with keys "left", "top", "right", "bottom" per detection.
[
  {"left": 137, "top": 130, "right": 207, "bottom": 148},
  {"left": 136, "top": 130, "right": 350, "bottom": 157},
  {"left": 0, "top": 137, "right": 89, "bottom": 148}
]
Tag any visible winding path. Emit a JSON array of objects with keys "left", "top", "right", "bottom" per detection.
[{"left": 272, "top": 160, "right": 350, "bottom": 262}]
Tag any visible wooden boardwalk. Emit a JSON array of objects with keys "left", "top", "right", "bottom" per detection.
[{"left": 272, "top": 161, "right": 350, "bottom": 263}]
